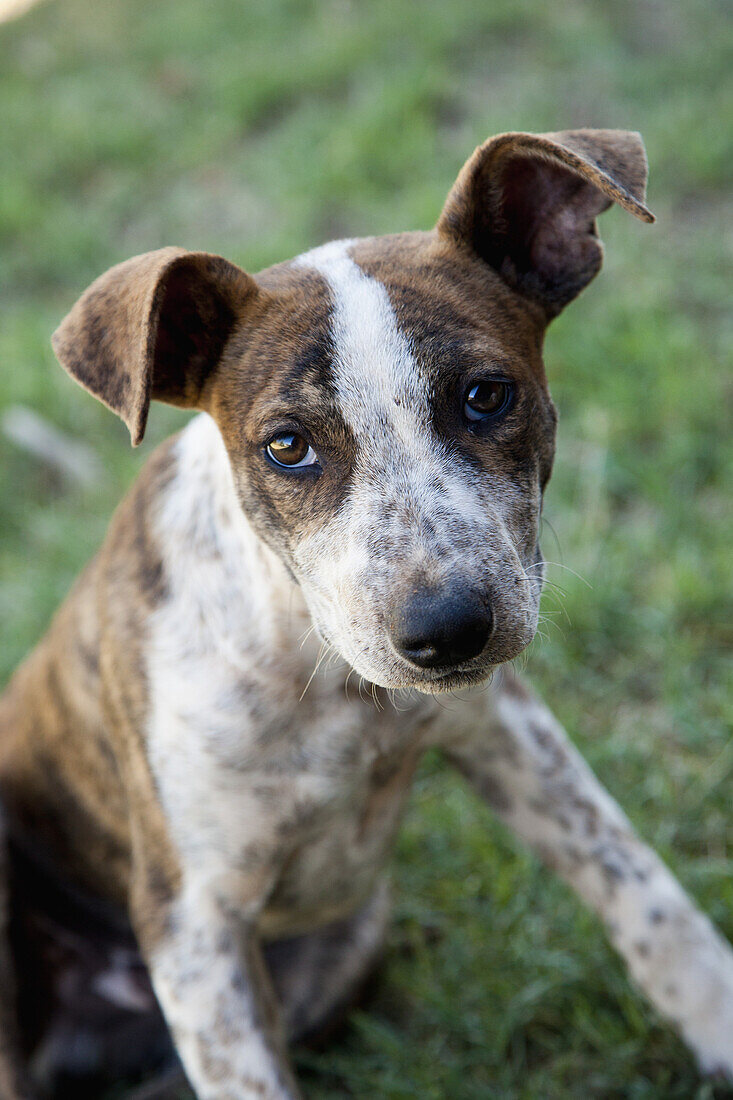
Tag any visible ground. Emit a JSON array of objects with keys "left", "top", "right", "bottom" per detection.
[{"left": 1, "top": 0, "right": 732, "bottom": 1097}]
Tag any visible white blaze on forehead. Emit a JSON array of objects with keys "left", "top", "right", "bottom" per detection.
[
  {"left": 293, "top": 239, "right": 431, "bottom": 448},
  {"left": 291, "top": 238, "right": 498, "bottom": 553}
]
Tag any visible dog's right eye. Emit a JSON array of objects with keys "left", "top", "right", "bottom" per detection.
[
  {"left": 266, "top": 433, "right": 319, "bottom": 469},
  {"left": 463, "top": 379, "right": 514, "bottom": 423}
]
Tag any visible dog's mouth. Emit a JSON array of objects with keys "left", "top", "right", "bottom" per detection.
[
  {"left": 410, "top": 667, "right": 493, "bottom": 694},
  {"left": 398, "top": 656, "right": 497, "bottom": 694}
]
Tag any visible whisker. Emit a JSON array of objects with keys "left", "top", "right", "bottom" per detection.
[
  {"left": 537, "top": 559, "right": 593, "bottom": 589},
  {"left": 299, "top": 641, "right": 331, "bottom": 702},
  {"left": 298, "top": 625, "right": 317, "bottom": 650},
  {"left": 540, "top": 515, "right": 564, "bottom": 561},
  {"left": 343, "top": 645, "right": 370, "bottom": 702}
]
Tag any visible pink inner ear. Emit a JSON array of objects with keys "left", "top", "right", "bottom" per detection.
[
  {"left": 529, "top": 211, "right": 604, "bottom": 295},
  {"left": 489, "top": 154, "right": 612, "bottom": 315},
  {"left": 499, "top": 156, "right": 611, "bottom": 268},
  {"left": 151, "top": 258, "right": 243, "bottom": 411}
]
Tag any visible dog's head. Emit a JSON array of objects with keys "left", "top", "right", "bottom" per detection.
[{"left": 53, "top": 129, "right": 653, "bottom": 692}]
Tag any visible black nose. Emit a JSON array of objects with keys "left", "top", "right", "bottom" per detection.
[{"left": 390, "top": 588, "right": 493, "bottom": 670}]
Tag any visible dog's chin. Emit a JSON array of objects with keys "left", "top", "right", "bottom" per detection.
[{"left": 408, "top": 664, "right": 496, "bottom": 695}]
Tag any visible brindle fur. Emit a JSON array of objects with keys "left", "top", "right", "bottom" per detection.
[{"left": 1, "top": 130, "right": 732, "bottom": 1099}]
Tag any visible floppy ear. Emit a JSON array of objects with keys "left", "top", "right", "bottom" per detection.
[
  {"left": 437, "top": 129, "right": 654, "bottom": 319},
  {"left": 52, "top": 248, "right": 259, "bottom": 445}
]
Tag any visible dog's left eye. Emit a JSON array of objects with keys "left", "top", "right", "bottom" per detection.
[
  {"left": 266, "top": 433, "right": 319, "bottom": 469},
  {"left": 463, "top": 379, "right": 514, "bottom": 422}
]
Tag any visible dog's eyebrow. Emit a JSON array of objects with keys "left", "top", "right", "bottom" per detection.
[
  {"left": 292, "top": 338, "right": 333, "bottom": 377},
  {"left": 249, "top": 381, "right": 356, "bottom": 449},
  {"left": 251, "top": 404, "right": 345, "bottom": 440}
]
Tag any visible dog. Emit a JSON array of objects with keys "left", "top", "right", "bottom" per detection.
[{"left": 1, "top": 128, "right": 732, "bottom": 1099}]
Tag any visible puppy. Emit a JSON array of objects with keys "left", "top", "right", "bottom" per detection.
[{"left": 1, "top": 129, "right": 732, "bottom": 1099}]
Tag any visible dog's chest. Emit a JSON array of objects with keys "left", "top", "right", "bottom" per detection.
[
  {"left": 261, "top": 738, "right": 424, "bottom": 936},
  {"left": 148, "top": 651, "right": 432, "bottom": 933}
]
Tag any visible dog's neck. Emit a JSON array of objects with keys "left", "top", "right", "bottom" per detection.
[{"left": 154, "top": 415, "right": 306, "bottom": 656}]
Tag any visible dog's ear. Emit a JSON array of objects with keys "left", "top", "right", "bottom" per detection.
[
  {"left": 52, "top": 248, "right": 259, "bottom": 445},
  {"left": 437, "top": 129, "right": 654, "bottom": 319}
]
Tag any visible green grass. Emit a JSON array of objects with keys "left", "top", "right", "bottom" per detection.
[{"left": 1, "top": 0, "right": 732, "bottom": 1096}]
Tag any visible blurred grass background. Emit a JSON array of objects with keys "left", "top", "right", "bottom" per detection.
[{"left": 1, "top": 0, "right": 732, "bottom": 1096}]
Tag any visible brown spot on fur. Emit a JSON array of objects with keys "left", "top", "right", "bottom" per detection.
[
  {"left": 476, "top": 774, "right": 513, "bottom": 813},
  {"left": 210, "top": 261, "right": 359, "bottom": 557},
  {"left": 359, "top": 748, "right": 421, "bottom": 841},
  {"left": 196, "top": 1036, "right": 231, "bottom": 1083}
]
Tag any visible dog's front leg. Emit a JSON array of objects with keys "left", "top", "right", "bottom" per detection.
[
  {"left": 131, "top": 868, "right": 301, "bottom": 1100},
  {"left": 443, "top": 671, "right": 733, "bottom": 1078}
]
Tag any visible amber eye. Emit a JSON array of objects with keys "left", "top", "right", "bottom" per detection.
[
  {"left": 463, "top": 379, "right": 514, "bottom": 422},
  {"left": 266, "top": 433, "right": 319, "bottom": 469}
]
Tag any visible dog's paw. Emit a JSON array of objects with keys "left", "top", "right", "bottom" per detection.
[
  {"left": 682, "top": 991, "right": 733, "bottom": 1084},
  {"left": 695, "top": 1046, "right": 733, "bottom": 1084}
]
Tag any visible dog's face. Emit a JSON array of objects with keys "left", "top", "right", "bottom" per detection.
[
  {"left": 52, "top": 129, "right": 653, "bottom": 691},
  {"left": 214, "top": 232, "right": 555, "bottom": 691}
]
